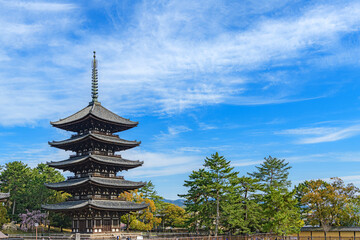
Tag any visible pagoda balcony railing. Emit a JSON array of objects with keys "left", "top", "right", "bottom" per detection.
[
  {"left": 67, "top": 173, "right": 124, "bottom": 180},
  {"left": 69, "top": 151, "right": 123, "bottom": 158},
  {"left": 69, "top": 196, "right": 127, "bottom": 201},
  {"left": 71, "top": 130, "right": 119, "bottom": 138}
]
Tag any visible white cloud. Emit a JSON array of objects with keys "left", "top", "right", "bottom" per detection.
[
  {"left": 121, "top": 149, "right": 202, "bottom": 178},
  {"left": 154, "top": 125, "right": 192, "bottom": 141},
  {"left": 278, "top": 124, "right": 360, "bottom": 144},
  {"left": 1, "top": 1, "right": 77, "bottom": 12},
  {"left": 2, "top": 1, "right": 360, "bottom": 125}
]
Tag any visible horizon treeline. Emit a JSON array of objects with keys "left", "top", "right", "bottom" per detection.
[
  {"left": 179, "top": 153, "right": 360, "bottom": 236},
  {"left": 1, "top": 155, "right": 360, "bottom": 235}
]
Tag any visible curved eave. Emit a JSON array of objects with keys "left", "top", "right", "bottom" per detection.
[
  {"left": 47, "top": 155, "right": 143, "bottom": 170},
  {"left": 49, "top": 133, "right": 141, "bottom": 151},
  {"left": 50, "top": 103, "right": 138, "bottom": 132},
  {"left": 42, "top": 200, "right": 148, "bottom": 212},
  {"left": 45, "top": 177, "right": 145, "bottom": 190},
  {"left": 51, "top": 114, "right": 138, "bottom": 133}
]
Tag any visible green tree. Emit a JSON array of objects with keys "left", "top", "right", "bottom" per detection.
[
  {"left": 248, "top": 156, "right": 291, "bottom": 190},
  {"left": 204, "top": 153, "right": 238, "bottom": 236},
  {"left": 222, "top": 176, "right": 262, "bottom": 234},
  {"left": 249, "top": 156, "right": 302, "bottom": 234},
  {"left": 261, "top": 187, "right": 303, "bottom": 235},
  {"left": 179, "top": 168, "right": 213, "bottom": 234},
  {"left": 139, "top": 181, "right": 164, "bottom": 204},
  {"left": 0, "top": 162, "right": 69, "bottom": 224},
  {"left": 0, "top": 161, "right": 33, "bottom": 220},
  {"left": 48, "top": 212, "right": 72, "bottom": 232},
  {"left": 180, "top": 153, "right": 238, "bottom": 236}
]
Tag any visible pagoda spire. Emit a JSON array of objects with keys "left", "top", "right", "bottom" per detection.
[{"left": 91, "top": 51, "right": 99, "bottom": 104}]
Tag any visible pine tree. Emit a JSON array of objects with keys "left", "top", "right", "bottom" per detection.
[
  {"left": 222, "top": 176, "right": 262, "bottom": 234},
  {"left": 179, "top": 168, "right": 212, "bottom": 234},
  {"left": 261, "top": 187, "right": 303, "bottom": 235},
  {"left": 204, "top": 152, "right": 238, "bottom": 236},
  {"left": 180, "top": 153, "right": 238, "bottom": 236},
  {"left": 248, "top": 155, "right": 291, "bottom": 190}
]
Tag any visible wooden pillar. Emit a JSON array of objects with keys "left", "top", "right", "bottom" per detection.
[{"left": 311, "top": 231, "right": 312, "bottom": 240}]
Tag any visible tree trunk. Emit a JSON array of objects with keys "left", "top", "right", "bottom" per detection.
[
  {"left": 12, "top": 199, "right": 16, "bottom": 220},
  {"left": 215, "top": 189, "right": 220, "bottom": 237},
  {"left": 244, "top": 187, "right": 248, "bottom": 222},
  {"left": 127, "top": 213, "right": 130, "bottom": 232}
]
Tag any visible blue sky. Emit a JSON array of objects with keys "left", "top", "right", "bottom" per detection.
[{"left": 2, "top": 0, "right": 360, "bottom": 199}]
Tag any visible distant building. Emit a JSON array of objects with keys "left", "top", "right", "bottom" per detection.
[
  {"left": 42, "top": 52, "right": 147, "bottom": 233},
  {"left": 0, "top": 181, "right": 9, "bottom": 203},
  {"left": 297, "top": 227, "right": 360, "bottom": 240}
]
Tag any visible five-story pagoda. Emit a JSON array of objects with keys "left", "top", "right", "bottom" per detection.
[{"left": 42, "top": 52, "right": 148, "bottom": 234}]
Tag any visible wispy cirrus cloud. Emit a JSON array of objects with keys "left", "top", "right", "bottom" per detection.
[
  {"left": 2, "top": 1, "right": 360, "bottom": 125},
  {"left": 0, "top": 1, "right": 77, "bottom": 12},
  {"left": 121, "top": 149, "right": 202, "bottom": 178},
  {"left": 154, "top": 125, "right": 192, "bottom": 141},
  {"left": 277, "top": 124, "right": 360, "bottom": 144}
]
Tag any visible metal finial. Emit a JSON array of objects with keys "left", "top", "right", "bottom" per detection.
[{"left": 91, "top": 51, "right": 98, "bottom": 103}]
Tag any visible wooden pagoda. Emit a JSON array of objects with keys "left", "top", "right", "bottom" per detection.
[
  {"left": 0, "top": 181, "right": 10, "bottom": 203},
  {"left": 42, "top": 52, "right": 148, "bottom": 234}
]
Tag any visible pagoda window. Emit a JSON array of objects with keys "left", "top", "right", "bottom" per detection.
[
  {"left": 96, "top": 220, "right": 101, "bottom": 227},
  {"left": 112, "top": 220, "right": 118, "bottom": 227}
]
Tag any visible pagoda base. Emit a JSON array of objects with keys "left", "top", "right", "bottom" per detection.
[
  {"left": 74, "top": 232, "right": 142, "bottom": 240},
  {"left": 72, "top": 215, "right": 122, "bottom": 234}
]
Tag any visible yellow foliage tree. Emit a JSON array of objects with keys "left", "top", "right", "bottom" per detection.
[
  {"left": 301, "top": 178, "right": 360, "bottom": 238},
  {"left": 120, "top": 190, "right": 161, "bottom": 231},
  {"left": 160, "top": 203, "right": 187, "bottom": 228},
  {"left": 0, "top": 204, "right": 9, "bottom": 226}
]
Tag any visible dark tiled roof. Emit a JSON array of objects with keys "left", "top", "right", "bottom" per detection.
[
  {"left": 51, "top": 103, "right": 138, "bottom": 127},
  {"left": 42, "top": 200, "right": 148, "bottom": 211},
  {"left": 301, "top": 227, "right": 360, "bottom": 232},
  {"left": 0, "top": 192, "right": 10, "bottom": 200},
  {"left": 49, "top": 132, "right": 140, "bottom": 148},
  {"left": 45, "top": 176, "right": 145, "bottom": 189},
  {"left": 48, "top": 154, "right": 143, "bottom": 169}
]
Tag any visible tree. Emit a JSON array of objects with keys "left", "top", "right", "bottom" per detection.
[
  {"left": 247, "top": 156, "right": 303, "bottom": 234},
  {"left": 19, "top": 210, "right": 48, "bottom": 231},
  {"left": 248, "top": 156, "right": 291, "bottom": 190},
  {"left": 204, "top": 153, "right": 238, "bottom": 236},
  {"left": 300, "top": 178, "right": 360, "bottom": 238},
  {"left": 120, "top": 189, "right": 161, "bottom": 231},
  {"left": 179, "top": 168, "right": 213, "bottom": 234},
  {"left": 261, "top": 187, "right": 303, "bottom": 235},
  {"left": 139, "top": 181, "right": 164, "bottom": 205},
  {"left": 0, "top": 161, "right": 33, "bottom": 220},
  {"left": 160, "top": 203, "right": 187, "bottom": 228},
  {"left": 180, "top": 153, "right": 238, "bottom": 236},
  {"left": 0, "top": 204, "right": 9, "bottom": 226},
  {"left": 48, "top": 212, "right": 72, "bottom": 232},
  {"left": 222, "top": 176, "right": 262, "bottom": 234},
  {"left": 0, "top": 162, "right": 69, "bottom": 225}
]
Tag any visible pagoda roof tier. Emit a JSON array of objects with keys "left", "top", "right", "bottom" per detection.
[
  {"left": 42, "top": 200, "right": 148, "bottom": 212},
  {"left": 0, "top": 192, "right": 10, "bottom": 201},
  {"left": 45, "top": 176, "right": 145, "bottom": 191},
  {"left": 51, "top": 102, "right": 138, "bottom": 133},
  {"left": 49, "top": 132, "right": 140, "bottom": 152},
  {"left": 47, "top": 154, "right": 143, "bottom": 171}
]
